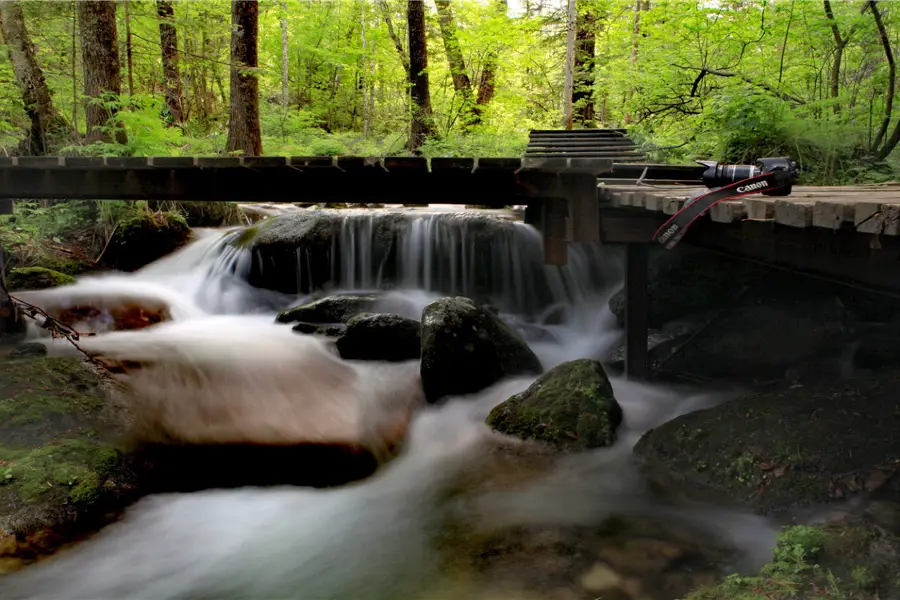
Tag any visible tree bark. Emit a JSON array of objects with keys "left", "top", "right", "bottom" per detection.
[
  {"left": 434, "top": 0, "right": 477, "bottom": 125},
  {"left": 823, "top": 0, "right": 845, "bottom": 112},
  {"left": 77, "top": 0, "right": 126, "bottom": 144},
  {"left": 226, "top": 0, "right": 262, "bottom": 156},
  {"left": 407, "top": 0, "right": 434, "bottom": 152},
  {"left": 0, "top": 0, "right": 71, "bottom": 155},
  {"left": 573, "top": 7, "right": 596, "bottom": 125},
  {"left": 157, "top": 0, "right": 184, "bottom": 124}
]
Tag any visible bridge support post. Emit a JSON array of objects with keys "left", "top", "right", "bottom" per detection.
[
  {"left": 624, "top": 242, "right": 649, "bottom": 379},
  {"left": 0, "top": 199, "right": 12, "bottom": 215}
]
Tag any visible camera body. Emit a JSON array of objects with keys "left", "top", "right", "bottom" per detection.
[{"left": 698, "top": 157, "right": 798, "bottom": 196}]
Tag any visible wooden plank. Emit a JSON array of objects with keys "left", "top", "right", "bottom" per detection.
[
  {"left": 430, "top": 157, "right": 475, "bottom": 172},
  {"left": 542, "top": 198, "right": 569, "bottom": 265},
  {"left": 881, "top": 204, "right": 900, "bottom": 236},
  {"left": 855, "top": 202, "right": 883, "bottom": 234},
  {"left": 709, "top": 200, "right": 746, "bottom": 223},
  {"left": 0, "top": 198, "right": 12, "bottom": 214},
  {"left": 812, "top": 200, "right": 855, "bottom": 230},
  {"left": 289, "top": 156, "right": 335, "bottom": 168},
  {"left": 644, "top": 194, "right": 662, "bottom": 212},
  {"left": 745, "top": 198, "right": 775, "bottom": 221},
  {"left": 383, "top": 157, "right": 428, "bottom": 172},
  {"left": 563, "top": 173, "right": 600, "bottom": 243},
  {"left": 197, "top": 157, "right": 242, "bottom": 168},
  {"left": 662, "top": 195, "right": 686, "bottom": 215},
  {"left": 774, "top": 200, "right": 814, "bottom": 228}
]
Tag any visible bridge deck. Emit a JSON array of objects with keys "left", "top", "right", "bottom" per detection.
[{"left": 600, "top": 183, "right": 900, "bottom": 235}]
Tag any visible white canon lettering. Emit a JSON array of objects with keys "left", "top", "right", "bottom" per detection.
[{"left": 736, "top": 180, "right": 768, "bottom": 194}]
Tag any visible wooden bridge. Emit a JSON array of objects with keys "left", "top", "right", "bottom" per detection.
[{"left": 1, "top": 129, "right": 898, "bottom": 381}]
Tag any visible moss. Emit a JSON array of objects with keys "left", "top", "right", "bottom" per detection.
[
  {"left": 633, "top": 372, "right": 900, "bottom": 514},
  {"left": 6, "top": 267, "right": 76, "bottom": 291},
  {"left": 486, "top": 359, "right": 622, "bottom": 451},
  {"left": 103, "top": 210, "right": 191, "bottom": 271},
  {"left": 686, "top": 522, "right": 900, "bottom": 600}
]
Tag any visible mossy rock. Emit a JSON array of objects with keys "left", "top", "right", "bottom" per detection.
[
  {"left": 420, "top": 297, "right": 542, "bottom": 403},
  {"left": 276, "top": 293, "right": 381, "bottom": 325},
  {"left": 0, "top": 353, "right": 134, "bottom": 567},
  {"left": 687, "top": 521, "right": 900, "bottom": 600},
  {"left": 102, "top": 211, "right": 190, "bottom": 272},
  {"left": 633, "top": 371, "right": 900, "bottom": 514},
  {"left": 149, "top": 201, "right": 243, "bottom": 227},
  {"left": 486, "top": 359, "right": 622, "bottom": 451},
  {"left": 6, "top": 267, "right": 76, "bottom": 291},
  {"left": 335, "top": 313, "right": 421, "bottom": 362}
]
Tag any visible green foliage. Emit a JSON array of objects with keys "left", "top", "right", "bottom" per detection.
[
  {"left": 0, "top": 0, "right": 896, "bottom": 183},
  {"left": 6, "top": 267, "right": 76, "bottom": 290}
]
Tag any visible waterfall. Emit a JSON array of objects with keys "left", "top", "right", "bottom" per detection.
[{"left": 244, "top": 209, "right": 622, "bottom": 319}]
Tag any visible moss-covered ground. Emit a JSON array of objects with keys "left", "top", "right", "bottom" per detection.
[
  {"left": 634, "top": 371, "right": 900, "bottom": 515},
  {"left": 0, "top": 351, "right": 133, "bottom": 572},
  {"left": 687, "top": 521, "right": 900, "bottom": 600}
]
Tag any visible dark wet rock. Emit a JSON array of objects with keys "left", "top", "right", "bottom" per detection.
[
  {"left": 336, "top": 313, "right": 421, "bottom": 362},
  {"left": 634, "top": 370, "right": 900, "bottom": 515},
  {"left": 276, "top": 293, "right": 380, "bottom": 325},
  {"left": 420, "top": 297, "right": 542, "bottom": 403},
  {"left": 686, "top": 520, "right": 900, "bottom": 600},
  {"left": 487, "top": 359, "right": 622, "bottom": 451},
  {"left": 291, "top": 321, "right": 321, "bottom": 334},
  {"left": 9, "top": 343, "right": 47, "bottom": 358},
  {"left": 6, "top": 267, "right": 76, "bottom": 290},
  {"left": 102, "top": 211, "right": 191, "bottom": 272}
]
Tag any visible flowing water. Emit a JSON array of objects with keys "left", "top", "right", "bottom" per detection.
[{"left": 3, "top": 208, "right": 778, "bottom": 600}]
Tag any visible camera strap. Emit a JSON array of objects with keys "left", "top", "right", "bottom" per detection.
[{"left": 651, "top": 168, "right": 794, "bottom": 249}]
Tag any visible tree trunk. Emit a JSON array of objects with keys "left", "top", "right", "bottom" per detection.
[
  {"left": 868, "top": 0, "right": 894, "bottom": 156},
  {"left": 407, "top": 0, "right": 434, "bottom": 152},
  {"left": 77, "top": 0, "right": 126, "bottom": 144},
  {"left": 562, "top": 0, "right": 576, "bottom": 129},
  {"left": 226, "top": 0, "right": 262, "bottom": 156},
  {"left": 434, "top": 0, "right": 477, "bottom": 125},
  {"left": 377, "top": 0, "right": 409, "bottom": 74},
  {"left": 157, "top": 0, "right": 184, "bottom": 124},
  {"left": 0, "top": 0, "right": 71, "bottom": 155},
  {"left": 625, "top": 0, "right": 646, "bottom": 124},
  {"left": 823, "top": 0, "right": 844, "bottom": 113},
  {"left": 281, "top": 1, "right": 289, "bottom": 109},
  {"left": 573, "top": 7, "right": 596, "bottom": 126},
  {"left": 475, "top": 0, "right": 506, "bottom": 109}
]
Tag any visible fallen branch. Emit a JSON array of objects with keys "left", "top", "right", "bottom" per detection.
[{"left": 683, "top": 66, "right": 807, "bottom": 105}]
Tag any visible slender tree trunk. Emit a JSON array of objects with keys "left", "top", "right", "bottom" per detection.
[
  {"left": 361, "top": 1, "right": 371, "bottom": 136},
  {"left": 124, "top": 0, "right": 134, "bottom": 96},
  {"left": 823, "top": 0, "right": 846, "bottom": 113},
  {"left": 0, "top": 0, "right": 71, "bottom": 155},
  {"left": 434, "top": 0, "right": 478, "bottom": 125},
  {"left": 77, "top": 0, "right": 126, "bottom": 144},
  {"left": 226, "top": 0, "right": 262, "bottom": 156},
  {"left": 868, "top": 0, "right": 894, "bottom": 156},
  {"left": 573, "top": 7, "right": 596, "bottom": 126},
  {"left": 377, "top": 0, "right": 409, "bottom": 75},
  {"left": 475, "top": 0, "right": 505, "bottom": 110},
  {"left": 157, "top": 0, "right": 184, "bottom": 124},
  {"left": 71, "top": 1, "right": 78, "bottom": 133},
  {"left": 407, "top": 0, "right": 434, "bottom": 152},
  {"left": 562, "top": 0, "right": 576, "bottom": 129},
  {"left": 281, "top": 1, "right": 289, "bottom": 109}
]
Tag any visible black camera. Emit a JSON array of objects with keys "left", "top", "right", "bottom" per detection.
[{"left": 698, "top": 157, "right": 798, "bottom": 196}]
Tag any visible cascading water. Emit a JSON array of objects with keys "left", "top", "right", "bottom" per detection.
[{"left": 2, "top": 206, "right": 780, "bottom": 600}]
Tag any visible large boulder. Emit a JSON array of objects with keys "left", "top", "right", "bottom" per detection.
[
  {"left": 5, "top": 267, "right": 76, "bottom": 291},
  {"left": 633, "top": 369, "right": 900, "bottom": 515},
  {"left": 102, "top": 211, "right": 190, "bottom": 272},
  {"left": 276, "top": 293, "right": 380, "bottom": 325},
  {"left": 486, "top": 359, "right": 622, "bottom": 451},
  {"left": 336, "top": 313, "right": 421, "bottom": 362},
  {"left": 420, "top": 297, "right": 542, "bottom": 403}
]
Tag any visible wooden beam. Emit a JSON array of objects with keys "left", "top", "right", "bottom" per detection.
[
  {"left": 542, "top": 198, "right": 569, "bottom": 266},
  {"left": 0, "top": 198, "right": 12, "bottom": 215},
  {"left": 561, "top": 172, "right": 600, "bottom": 243},
  {"left": 624, "top": 243, "right": 650, "bottom": 379}
]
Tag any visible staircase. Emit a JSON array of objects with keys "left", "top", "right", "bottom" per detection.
[{"left": 525, "top": 129, "right": 647, "bottom": 162}]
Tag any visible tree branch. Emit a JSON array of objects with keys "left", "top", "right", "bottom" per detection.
[
  {"left": 684, "top": 66, "right": 806, "bottom": 105},
  {"left": 375, "top": 0, "right": 409, "bottom": 75}
]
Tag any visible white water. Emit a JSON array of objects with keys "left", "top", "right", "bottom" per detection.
[{"left": 2, "top": 212, "right": 779, "bottom": 600}]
